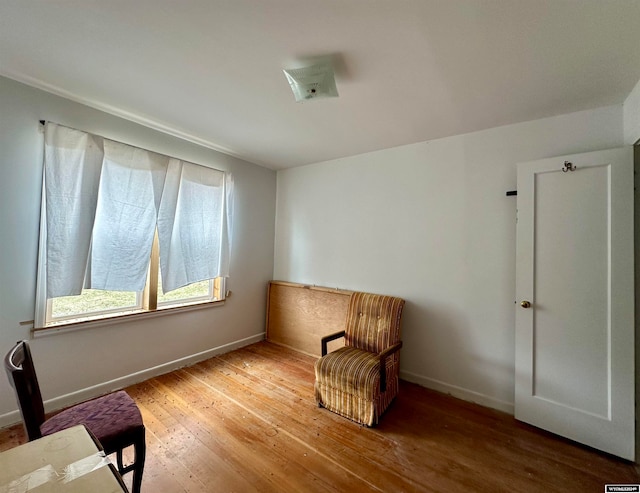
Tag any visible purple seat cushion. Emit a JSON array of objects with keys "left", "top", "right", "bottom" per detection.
[{"left": 40, "top": 391, "right": 143, "bottom": 452}]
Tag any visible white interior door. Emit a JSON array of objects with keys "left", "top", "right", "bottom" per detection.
[{"left": 515, "top": 147, "right": 634, "bottom": 460}]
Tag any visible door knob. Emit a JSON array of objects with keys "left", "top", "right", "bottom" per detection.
[{"left": 520, "top": 300, "right": 531, "bottom": 308}]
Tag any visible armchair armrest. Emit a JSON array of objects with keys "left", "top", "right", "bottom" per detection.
[
  {"left": 379, "top": 342, "right": 403, "bottom": 392},
  {"left": 321, "top": 330, "right": 345, "bottom": 356}
]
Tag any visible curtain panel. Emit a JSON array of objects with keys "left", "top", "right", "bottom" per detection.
[{"left": 38, "top": 122, "right": 232, "bottom": 301}]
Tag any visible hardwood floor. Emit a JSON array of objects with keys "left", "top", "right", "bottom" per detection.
[{"left": 1, "top": 341, "right": 638, "bottom": 492}]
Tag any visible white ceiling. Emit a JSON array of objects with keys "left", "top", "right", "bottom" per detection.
[{"left": 1, "top": 1, "right": 640, "bottom": 170}]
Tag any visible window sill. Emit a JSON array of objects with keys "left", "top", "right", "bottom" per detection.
[{"left": 32, "top": 299, "right": 225, "bottom": 338}]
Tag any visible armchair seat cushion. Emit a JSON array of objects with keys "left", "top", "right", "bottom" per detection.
[{"left": 315, "top": 347, "right": 381, "bottom": 400}]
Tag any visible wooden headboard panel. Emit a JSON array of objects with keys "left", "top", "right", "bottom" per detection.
[{"left": 266, "top": 281, "right": 352, "bottom": 357}]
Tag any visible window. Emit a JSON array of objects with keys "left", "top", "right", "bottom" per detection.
[
  {"left": 35, "top": 123, "right": 232, "bottom": 329},
  {"left": 44, "top": 262, "right": 225, "bottom": 327}
]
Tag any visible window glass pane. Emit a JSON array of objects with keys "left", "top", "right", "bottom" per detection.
[
  {"left": 157, "top": 274, "right": 211, "bottom": 305},
  {"left": 50, "top": 289, "right": 139, "bottom": 319}
]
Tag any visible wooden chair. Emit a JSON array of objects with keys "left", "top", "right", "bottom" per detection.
[
  {"left": 4, "top": 340, "right": 146, "bottom": 493},
  {"left": 314, "top": 292, "right": 405, "bottom": 426}
]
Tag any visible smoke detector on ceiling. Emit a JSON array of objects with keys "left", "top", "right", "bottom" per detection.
[{"left": 283, "top": 62, "right": 339, "bottom": 102}]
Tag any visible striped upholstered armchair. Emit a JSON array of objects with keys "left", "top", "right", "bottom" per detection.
[{"left": 314, "top": 292, "right": 405, "bottom": 426}]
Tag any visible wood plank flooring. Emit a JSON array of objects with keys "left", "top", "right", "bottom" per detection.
[{"left": 1, "top": 341, "right": 638, "bottom": 492}]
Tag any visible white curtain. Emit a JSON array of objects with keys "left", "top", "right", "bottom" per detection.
[
  {"left": 90, "top": 140, "right": 168, "bottom": 291},
  {"left": 44, "top": 124, "right": 103, "bottom": 298},
  {"left": 158, "top": 160, "right": 228, "bottom": 292},
  {"left": 39, "top": 122, "right": 233, "bottom": 300}
]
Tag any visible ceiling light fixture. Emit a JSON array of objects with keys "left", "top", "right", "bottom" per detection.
[{"left": 283, "top": 62, "right": 339, "bottom": 102}]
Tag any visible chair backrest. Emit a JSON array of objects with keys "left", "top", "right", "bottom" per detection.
[
  {"left": 344, "top": 292, "right": 405, "bottom": 353},
  {"left": 4, "top": 341, "right": 46, "bottom": 440}
]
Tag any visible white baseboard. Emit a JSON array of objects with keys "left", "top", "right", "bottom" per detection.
[
  {"left": 400, "top": 369, "right": 514, "bottom": 415},
  {"left": 0, "top": 332, "right": 265, "bottom": 429},
  {"left": 0, "top": 410, "right": 21, "bottom": 431}
]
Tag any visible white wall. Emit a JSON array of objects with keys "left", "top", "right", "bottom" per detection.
[
  {"left": 274, "top": 105, "right": 625, "bottom": 412},
  {"left": 0, "top": 76, "right": 277, "bottom": 425}
]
